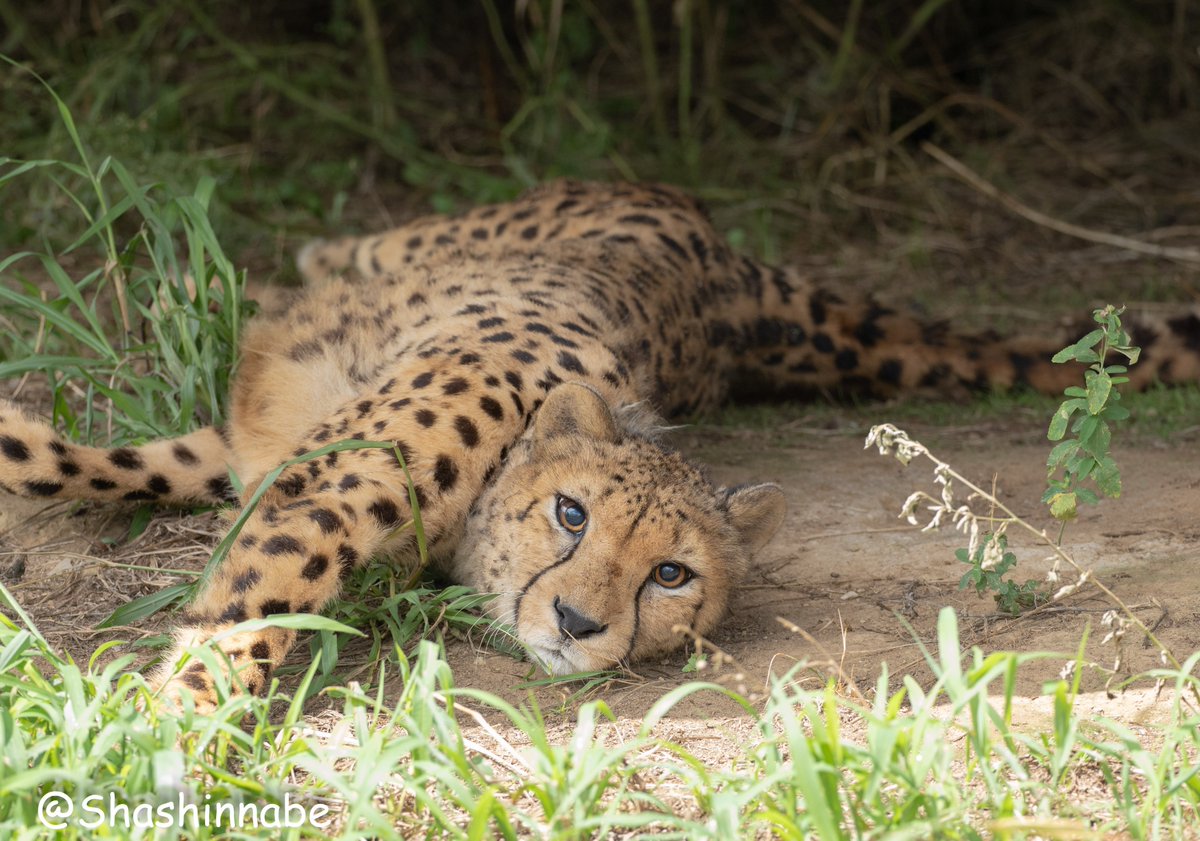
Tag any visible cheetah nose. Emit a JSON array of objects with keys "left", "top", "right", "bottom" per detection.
[{"left": 553, "top": 595, "right": 606, "bottom": 640}]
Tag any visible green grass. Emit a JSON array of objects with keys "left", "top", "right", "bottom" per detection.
[
  {"left": 0, "top": 62, "right": 246, "bottom": 445},
  {"left": 2, "top": 592, "right": 1198, "bottom": 839}
]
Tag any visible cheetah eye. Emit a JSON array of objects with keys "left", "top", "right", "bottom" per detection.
[
  {"left": 651, "top": 562, "right": 692, "bottom": 589},
  {"left": 556, "top": 495, "right": 588, "bottom": 534}
]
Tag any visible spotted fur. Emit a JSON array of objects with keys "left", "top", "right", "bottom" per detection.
[{"left": 2, "top": 180, "right": 1198, "bottom": 710}]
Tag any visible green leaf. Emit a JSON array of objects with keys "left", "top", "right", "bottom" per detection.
[
  {"left": 1066, "top": 455, "right": 1095, "bottom": 481},
  {"left": 1095, "top": 456, "right": 1122, "bottom": 498},
  {"left": 1048, "top": 404, "right": 1076, "bottom": 440},
  {"left": 1074, "top": 329, "right": 1104, "bottom": 351},
  {"left": 1063, "top": 386, "right": 1088, "bottom": 398},
  {"left": 1113, "top": 345, "right": 1141, "bottom": 365},
  {"left": 1077, "top": 415, "right": 1099, "bottom": 446},
  {"left": 1075, "top": 488, "right": 1099, "bottom": 506},
  {"left": 1048, "top": 492, "right": 1077, "bottom": 520},
  {"left": 1087, "top": 370, "right": 1112, "bottom": 414},
  {"left": 1080, "top": 420, "right": 1110, "bottom": 460},
  {"left": 125, "top": 506, "right": 155, "bottom": 542},
  {"left": 98, "top": 582, "right": 194, "bottom": 628},
  {"left": 1046, "top": 439, "right": 1078, "bottom": 470}
]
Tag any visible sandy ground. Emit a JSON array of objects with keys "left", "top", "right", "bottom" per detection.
[{"left": 2, "top": 406, "right": 1197, "bottom": 748}]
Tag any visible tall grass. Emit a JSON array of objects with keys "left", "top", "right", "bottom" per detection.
[{"left": 0, "top": 63, "right": 245, "bottom": 444}]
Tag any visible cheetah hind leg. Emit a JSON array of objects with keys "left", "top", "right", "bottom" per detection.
[{"left": 0, "top": 400, "right": 239, "bottom": 507}]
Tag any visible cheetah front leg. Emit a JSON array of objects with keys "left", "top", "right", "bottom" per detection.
[{"left": 152, "top": 355, "right": 529, "bottom": 711}]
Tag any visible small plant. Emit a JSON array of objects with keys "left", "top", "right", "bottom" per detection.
[
  {"left": 1044, "top": 304, "right": 1138, "bottom": 523},
  {"left": 876, "top": 305, "right": 1142, "bottom": 619},
  {"left": 956, "top": 533, "right": 1042, "bottom": 616}
]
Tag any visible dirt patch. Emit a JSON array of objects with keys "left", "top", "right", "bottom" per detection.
[{"left": 3, "top": 409, "right": 1197, "bottom": 735}]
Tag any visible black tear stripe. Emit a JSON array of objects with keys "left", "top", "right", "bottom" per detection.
[
  {"left": 513, "top": 539, "right": 582, "bottom": 629},
  {"left": 621, "top": 579, "right": 652, "bottom": 664}
]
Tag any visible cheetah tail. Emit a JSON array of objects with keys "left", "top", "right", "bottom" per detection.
[{"left": 0, "top": 401, "right": 239, "bottom": 507}]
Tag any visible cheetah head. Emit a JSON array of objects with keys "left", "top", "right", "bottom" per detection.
[{"left": 452, "top": 383, "right": 786, "bottom": 674}]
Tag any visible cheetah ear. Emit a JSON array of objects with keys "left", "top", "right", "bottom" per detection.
[
  {"left": 532, "top": 383, "right": 619, "bottom": 452},
  {"left": 723, "top": 483, "right": 786, "bottom": 554}
]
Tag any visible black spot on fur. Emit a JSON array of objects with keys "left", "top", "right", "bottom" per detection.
[
  {"left": 707, "top": 321, "right": 735, "bottom": 348},
  {"left": 219, "top": 602, "right": 247, "bottom": 623},
  {"left": 262, "top": 535, "right": 303, "bottom": 556},
  {"left": 57, "top": 460, "right": 80, "bottom": 477},
  {"left": 109, "top": 448, "right": 142, "bottom": 470},
  {"left": 173, "top": 443, "right": 199, "bottom": 465},
  {"left": 483, "top": 331, "right": 516, "bottom": 343},
  {"left": 301, "top": 553, "right": 330, "bottom": 581},
  {"left": 556, "top": 350, "right": 587, "bottom": 375},
  {"left": 809, "top": 296, "right": 828, "bottom": 325},
  {"left": 336, "top": 544, "right": 359, "bottom": 576},
  {"left": 812, "top": 333, "right": 835, "bottom": 353},
  {"left": 834, "top": 349, "right": 859, "bottom": 371},
  {"left": 434, "top": 456, "right": 458, "bottom": 492},
  {"left": 412, "top": 372, "right": 434, "bottom": 389},
  {"left": 90, "top": 477, "right": 117, "bottom": 491},
  {"left": 442, "top": 378, "right": 470, "bottom": 395},
  {"left": 25, "top": 481, "right": 63, "bottom": 497},
  {"left": 619, "top": 213, "right": 661, "bottom": 226},
  {"left": 250, "top": 641, "right": 271, "bottom": 661},
  {"left": 479, "top": 396, "right": 504, "bottom": 420},
  {"left": 521, "top": 225, "right": 539, "bottom": 240},
  {"left": 276, "top": 473, "right": 306, "bottom": 497},
  {"left": 511, "top": 349, "right": 536, "bottom": 364},
  {"left": 147, "top": 474, "right": 171, "bottom": 495},
  {"left": 338, "top": 473, "right": 361, "bottom": 491},
  {"left": 1008, "top": 352, "right": 1034, "bottom": 385},
  {"left": 479, "top": 317, "right": 505, "bottom": 329},
  {"left": 854, "top": 304, "right": 891, "bottom": 347},
  {"left": 260, "top": 598, "right": 290, "bottom": 616},
  {"left": 207, "top": 475, "right": 235, "bottom": 501},
  {"left": 657, "top": 233, "right": 688, "bottom": 260},
  {"left": 415, "top": 409, "right": 437, "bottom": 427},
  {"left": 878, "top": 358, "right": 904, "bottom": 386},
  {"left": 232, "top": 569, "right": 261, "bottom": 593},
  {"left": 308, "top": 507, "right": 343, "bottom": 534},
  {"left": 123, "top": 489, "right": 157, "bottom": 501},
  {"left": 0, "top": 436, "right": 30, "bottom": 461},
  {"left": 753, "top": 318, "right": 784, "bottom": 347},
  {"left": 368, "top": 498, "right": 402, "bottom": 528},
  {"left": 454, "top": 416, "right": 480, "bottom": 447}
]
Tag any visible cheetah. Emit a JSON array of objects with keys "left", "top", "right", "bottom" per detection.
[{"left": 2, "top": 180, "right": 1198, "bottom": 710}]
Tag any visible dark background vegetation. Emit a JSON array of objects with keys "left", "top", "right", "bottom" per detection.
[{"left": 2, "top": 0, "right": 1198, "bottom": 318}]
